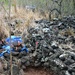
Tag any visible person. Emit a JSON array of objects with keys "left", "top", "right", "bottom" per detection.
[
  {"left": 13, "top": 40, "right": 28, "bottom": 52},
  {"left": 12, "top": 41, "right": 23, "bottom": 52},
  {"left": 15, "top": 41, "right": 23, "bottom": 51}
]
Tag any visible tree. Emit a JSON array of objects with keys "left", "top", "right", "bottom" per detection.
[
  {"left": 51, "top": 0, "right": 63, "bottom": 15},
  {"left": 73, "top": 0, "right": 75, "bottom": 9},
  {"left": 13, "top": 0, "right": 17, "bottom": 13}
]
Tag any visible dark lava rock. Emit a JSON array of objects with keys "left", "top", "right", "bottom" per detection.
[
  {"left": 59, "top": 53, "right": 68, "bottom": 61},
  {"left": 49, "top": 51, "right": 63, "bottom": 60},
  {"left": 69, "top": 52, "right": 75, "bottom": 60},
  {"left": 21, "top": 65, "right": 26, "bottom": 70},
  {"left": 19, "top": 69, "right": 25, "bottom": 75},
  {"left": 18, "top": 51, "right": 27, "bottom": 58},
  {"left": 53, "top": 59, "right": 67, "bottom": 70},
  {"left": 65, "top": 71, "right": 71, "bottom": 75},
  {"left": 34, "top": 61, "right": 41, "bottom": 67},
  {"left": 14, "top": 16, "right": 75, "bottom": 74},
  {"left": 64, "top": 59, "right": 74, "bottom": 65},
  {"left": 25, "top": 61, "right": 30, "bottom": 67},
  {"left": 43, "top": 62, "right": 50, "bottom": 67},
  {"left": 21, "top": 58, "right": 26, "bottom": 64},
  {"left": 51, "top": 41, "right": 59, "bottom": 49},
  {"left": 2, "top": 16, "right": 75, "bottom": 75},
  {"left": 12, "top": 52, "right": 19, "bottom": 56},
  {"left": 3, "top": 53, "right": 10, "bottom": 59},
  {"left": 12, "top": 65, "right": 20, "bottom": 75},
  {"left": 0, "top": 62, "right": 3, "bottom": 73},
  {"left": 68, "top": 63, "right": 75, "bottom": 73}
]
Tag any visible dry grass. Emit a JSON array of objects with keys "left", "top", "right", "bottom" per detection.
[
  {"left": 0, "top": 6, "right": 49, "bottom": 37},
  {"left": 0, "top": 19, "right": 9, "bottom": 39},
  {"left": 60, "top": 28, "right": 75, "bottom": 36},
  {"left": 14, "top": 7, "right": 47, "bottom": 20},
  {"left": 7, "top": 7, "right": 49, "bottom": 36},
  {"left": 11, "top": 7, "right": 48, "bottom": 25}
]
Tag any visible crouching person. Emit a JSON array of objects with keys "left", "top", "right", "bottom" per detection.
[{"left": 12, "top": 41, "right": 28, "bottom": 52}]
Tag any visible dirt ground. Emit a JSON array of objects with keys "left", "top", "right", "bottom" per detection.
[{"left": 24, "top": 67, "right": 54, "bottom": 75}]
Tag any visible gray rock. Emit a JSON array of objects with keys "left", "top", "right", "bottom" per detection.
[
  {"left": 0, "top": 62, "right": 3, "bottom": 73},
  {"left": 12, "top": 52, "right": 19, "bottom": 56},
  {"left": 53, "top": 18, "right": 59, "bottom": 21},
  {"left": 34, "top": 61, "right": 41, "bottom": 67},
  {"left": 51, "top": 41, "right": 58, "bottom": 49},
  {"left": 19, "top": 69, "right": 25, "bottom": 75},
  {"left": 69, "top": 52, "right": 75, "bottom": 60},
  {"left": 4, "top": 53, "right": 10, "bottom": 59},
  {"left": 42, "top": 28, "right": 50, "bottom": 33},
  {"left": 32, "top": 51, "right": 37, "bottom": 57},
  {"left": 25, "top": 61, "right": 30, "bottom": 67},
  {"left": 49, "top": 52, "right": 53, "bottom": 56},
  {"left": 72, "top": 72, "right": 75, "bottom": 75},
  {"left": 44, "top": 57, "right": 49, "bottom": 62},
  {"left": 18, "top": 51, "right": 27, "bottom": 58},
  {"left": 59, "top": 53, "right": 68, "bottom": 61},
  {"left": 21, "top": 65, "right": 26, "bottom": 70},
  {"left": 37, "top": 53, "right": 42, "bottom": 59},
  {"left": 25, "top": 5, "right": 36, "bottom": 12},
  {"left": 64, "top": 59, "right": 74, "bottom": 65},
  {"left": 68, "top": 63, "right": 75, "bottom": 73},
  {"left": 49, "top": 51, "right": 63, "bottom": 60},
  {"left": 53, "top": 59, "right": 67, "bottom": 70},
  {"left": 12, "top": 65, "right": 20, "bottom": 75},
  {"left": 43, "top": 62, "right": 49, "bottom": 67},
  {"left": 41, "top": 58, "right": 45, "bottom": 62},
  {"left": 21, "top": 58, "right": 26, "bottom": 64},
  {"left": 65, "top": 71, "right": 71, "bottom": 75}
]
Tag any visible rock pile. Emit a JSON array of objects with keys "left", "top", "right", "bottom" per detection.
[
  {"left": 0, "top": 16, "right": 75, "bottom": 75},
  {"left": 22, "top": 16, "right": 75, "bottom": 75}
]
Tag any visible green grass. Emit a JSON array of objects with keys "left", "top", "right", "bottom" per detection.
[{"left": 0, "top": 0, "right": 8, "bottom": 5}]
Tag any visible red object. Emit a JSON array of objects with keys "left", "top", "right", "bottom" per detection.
[
  {"left": 36, "top": 41, "right": 39, "bottom": 48},
  {"left": 36, "top": 42, "right": 39, "bottom": 45}
]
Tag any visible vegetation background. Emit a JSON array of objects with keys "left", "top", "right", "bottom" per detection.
[{"left": 1, "top": 0, "right": 75, "bottom": 16}]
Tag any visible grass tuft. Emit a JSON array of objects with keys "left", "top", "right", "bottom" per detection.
[{"left": 0, "top": 19, "right": 9, "bottom": 39}]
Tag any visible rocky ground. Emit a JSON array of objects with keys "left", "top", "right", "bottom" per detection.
[
  {"left": 22, "top": 16, "right": 75, "bottom": 75},
  {"left": 24, "top": 67, "right": 54, "bottom": 75},
  {"left": 0, "top": 16, "right": 75, "bottom": 75}
]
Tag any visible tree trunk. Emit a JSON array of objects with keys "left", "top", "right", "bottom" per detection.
[
  {"left": 73, "top": 0, "right": 75, "bottom": 9},
  {"left": 13, "top": 0, "right": 17, "bottom": 13}
]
